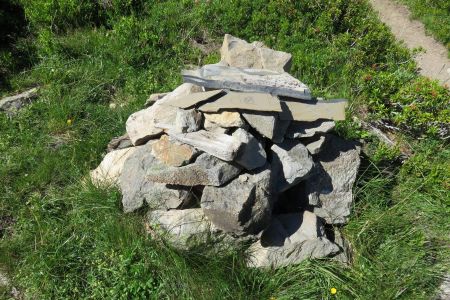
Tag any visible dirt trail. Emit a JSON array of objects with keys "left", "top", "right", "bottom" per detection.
[{"left": 369, "top": 0, "right": 450, "bottom": 86}]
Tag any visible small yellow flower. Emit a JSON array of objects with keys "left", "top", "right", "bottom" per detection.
[
  {"left": 330, "top": 287, "right": 337, "bottom": 295},
  {"left": 269, "top": 297, "right": 276, "bottom": 300},
  {"left": 67, "top": 119, "right": 73, "bottom": 125}
]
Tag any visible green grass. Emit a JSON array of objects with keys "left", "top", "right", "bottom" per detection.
[
  {"left": 0, "top": 0, "right": 449, "bottom": 299},
  {"left": 397, "top": 0, "right": 450, "bottom": 53}
]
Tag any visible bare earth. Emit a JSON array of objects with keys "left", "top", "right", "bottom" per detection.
[{"left": 369, "top": 0, "right": 450, "bottom": 86}]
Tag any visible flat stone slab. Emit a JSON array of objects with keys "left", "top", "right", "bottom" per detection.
[
  {"left": 146, "top": 153, "right": 241, "bottom": 187},
  {"left": 161, "top": 90, "right": 224, "bottom": 108},
  {"left": 286, "top": 119, "right": 335, "bottom": 138},
  {"left": 220, "top": 34, "right": 292, "bottom": 72},
  {"left": 166, "top": 129, "right": 242, "bottom": 161},
  {"left": 198, "top": 91, "right": 282, "bottom": 113},
  {"left": 201, "top": 167, "right": 273, "bottom": 235},
  {"left": 305, "top": 134, "right": 361, "bottom": 224},
  {"left": 0, "top": 87, "right": 39, "bottom": 113},
  {"left": 279, "top": 99, "right": 347, "bottom": 121},
  {"left": 246, "top": 211, "right": 339, "bottom": 268},
  {"left": 183, "top": 64, "right": 312, "bottom": 100}
]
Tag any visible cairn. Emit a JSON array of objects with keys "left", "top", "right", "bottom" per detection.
[{"left": 91, "top": 34, "right": 360, "bottom": 268}]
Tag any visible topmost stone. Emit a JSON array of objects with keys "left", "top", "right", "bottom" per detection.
[{"left": 221, "top": 34, "right": 292, "bottom": 73}]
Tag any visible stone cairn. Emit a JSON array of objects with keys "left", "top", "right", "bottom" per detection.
[{"left": 91, "top": 34, "right": 361, "bottom": 268}]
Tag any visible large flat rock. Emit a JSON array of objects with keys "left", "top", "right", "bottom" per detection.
[
  {"left": 270, "top": 140, "right": 314, "bottom": 193},
  {"left": 126, "top": 83, "right": 202, "bottom": 145},
  {"left": 305, "top": 134, "right": 361, "bottom": 224},
  {"left": 183, "top": 64, "right": 311, "bottom": 100},
  {"left": 198, "top": 91, "right": 282, "bottom": 113},
  {"left": 166, "top": 129, "right": 242, "bottom": 161},
  {"left": 279, "top": 99, "right": 347, "bottom": 121},
  {"left": 246, "top": 211, "right": 339, "bottom": 268},
  {"left": 201, "top": 167, "right": 273, "bottom": 235},
  {"left": 146, "top": 153, "right": 241, "bottom": 187},
  {"left": 220, "top": 34, "right": 292, "bottom": 72},
  {"left": 161, "top": 89, "right": 224, "bottom": 108}
]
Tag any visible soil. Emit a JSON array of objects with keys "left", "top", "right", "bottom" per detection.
[{"left": 369, "top": 0, "right": 450, "bottom": 86}]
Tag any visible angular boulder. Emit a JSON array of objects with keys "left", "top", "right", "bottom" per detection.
[
  {"left": 232, "top": 128, "right": 266, "bottom": 170},
  {"left": 90, "top": 147, "right": 137, "bottom": 186},
  {"left": 174, "top": 108, "right": 203, "bottom": 133},
  {"left": 305, "top": 134, "right": 361, "bottom": 224},
  {"left": 246, "top": 211, "right": 339, "bottom": 268},
  {"left": 242, "top": 111, "right": 290, "bottom": 143},
  {"left": 0, "top": 87, "right": 39, "bottom": 113},
  {"left": 126, "top": 83, "right": 202, "bottom": 145},
  {"left": 201, "top": 167, "right": 273, "bottom": 235},
  {"left": 118, "top": 143, "right": 193, "bottom": 212},
  {"left": 151, "top": 135, "right": 199, "bottom": 167},
  {"left": 220, "top": 34, "right": 292, "bottom": 72},
  {"left": 270, "top": 140, "right": 314, "bottom": 192},
  {"left": 305, "top": 135, "right": 326, "bottom": 155},
  {"left": 107, "top": 133, "right": 132, "bottom": 152},
  {"left": 146, "top": 153, "right": 241, "bottom": 187}
]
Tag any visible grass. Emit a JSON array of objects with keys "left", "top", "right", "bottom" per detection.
[
  {"left": 396, "top": 0, "right": 450, "bottom": 53},
  {"left": 0, "top": 0, "right": 449, "bottom": 299}
]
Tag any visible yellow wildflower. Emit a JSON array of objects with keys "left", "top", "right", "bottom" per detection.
[
  {"left": 67, "top": 119, "right": 73, "bottom": 125},
  {"left": 330, "top": 287, "right": 337, "bottom": 295}
]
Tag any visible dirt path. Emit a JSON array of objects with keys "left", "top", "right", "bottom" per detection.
[{"left": 369, "top": 0, "right": 450, "bottom": 86}]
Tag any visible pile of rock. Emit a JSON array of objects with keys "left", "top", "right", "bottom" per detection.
[{"left": 91, "top": 34, "right": 361, "bottom": 268}]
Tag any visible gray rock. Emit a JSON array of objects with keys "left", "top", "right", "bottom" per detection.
[
  {"left": 166, "top": 129, "right": 242, "bottom": 161},
  {"left": 199, "top": 91, "right": 283, "bottom": 113},
  {"left": 242, "top": 112, "right": 290, "bottom": 143},
  {"left": 305, "top": 134, "right": 361, "bottom": 224},
  {"left": 118, "top": 143, "right": 194, "bottom": 212},
  {"left": 174, "top": 108, "right": 203, "bottom": 133},
  {"left": 286, "top": 119, "right": 335, "bottom": 138},
  {"left": 182, "top": 64, "right": 311, "bottom": 100},
  {"left": 161, "top": 89, "right": 223, "bottom": 109},
  {"left": 270, "top": 140, "right": 314, "bottom": 193},
  {"left": 91, "top": 147, "right": 138, "bottom": 186},
  {"left": 437, "top": 274, "right": 450, "bottom": 300},
  {"left": 146, "top": 209, "right": 218, "bottom": 249},
  {"left": 232, "top": 128, "right": 266, "bottom": 170},
  {"left": 305, "top": 135, "right": 326, "bottom": 155},
  {"left": 146, "top": 153, "right": 241, "bottom": 187},
  {"left": 246, "top": 211, "right": 339, "bottom": 268},
  {"left": 144, "top": 92, "right": 170, "bottom": 108},
  {"left": 331, "top": 229, "right": 352, "bottom": 264},
  {"left": 201, "top": 167, "right": 273, "bottom": 235},
  {"left": 107, "top": 134, "right": 132, "bottom": 152},
  {"left": 279, "top": 99, "right": 347, "bottom": 122},
  {"left": 220, "top": 34, "right": 292, "bottom": 72},
  {"left": 126, "top": 83, "right": 202, "bottom": 145},
  {"left": 0, "top": 87, "right": 39, "bottom": 113}
]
